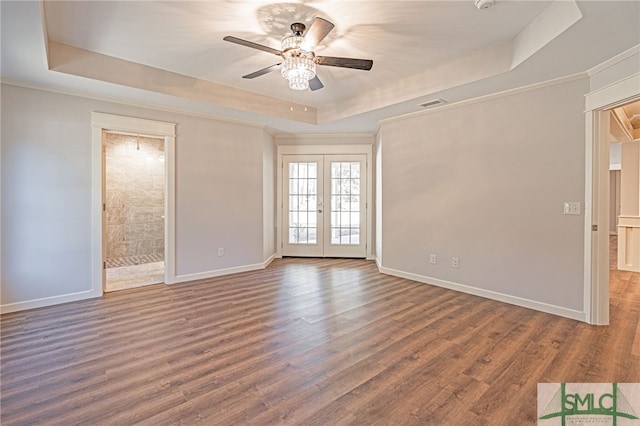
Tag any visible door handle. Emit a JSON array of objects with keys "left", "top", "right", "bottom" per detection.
[{"left": 318, "top": 209, "right": 323, "bottom": 213}]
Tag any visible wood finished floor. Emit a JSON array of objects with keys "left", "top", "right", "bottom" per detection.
[{"left": 1, "top": 254, "right": 639, "bottom": 425}]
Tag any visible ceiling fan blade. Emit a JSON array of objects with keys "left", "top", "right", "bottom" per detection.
[
  {"left": 309, "top": 75, "right": 324, "bottom": 91},
  {"left": 223, "top": 36, "right": 282, "bottom": 56},
  {"left": 299, "top": 17, "right": 335, "bottom": 51},
  {"left": 315, "top": 56, "right": 373, "bottom": 71},
  {"left": 242, "top": 63, "right": 282, "bottom": 79}
]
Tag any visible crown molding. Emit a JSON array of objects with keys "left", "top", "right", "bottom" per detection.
[
  {"left": 274, "top": 133, "right": 375, "bottom": 139},
  {"left": 0, "top": 78, "right": 272, "bottom": 132},
  {"left": 586, "top": 44, "right": 640, "bottom": 77},
  {"left": 378, "top": 73, "right": 587, "bottom": 126}
]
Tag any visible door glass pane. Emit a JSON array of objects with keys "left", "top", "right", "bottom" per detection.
[
  {"left": 330, "top": 161, "right": 360, "bottom": 245},
  {"left": 289, "top": 195, "right": 298, "bottom": 210},
  {"left": 308, "top": 163, "right": 317, "bottom": 178},
  {"left": 350, "top": 211, "right": 360, "bottom": 227},
  {"left": 298, "top": 179, "right": 308, "bottom": 195},
  {"left": 299, "top": 211, "right": 308, "bottom": 226},
  {"left": 288, "top": 162, "right": 317, "bottom": 245}
]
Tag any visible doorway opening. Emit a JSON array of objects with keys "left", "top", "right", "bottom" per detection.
[
  {"left": 586, "top": 85, "right": 640, "bottom": 325},
  {"left": 606, "top": 100, "right": 640, "bottom": 309},
  {"left": 90, "top": 112, "right": 176, "bottom": 298},
  {"left": 104, "top": 132, "right": 166, "bottom": 292}
]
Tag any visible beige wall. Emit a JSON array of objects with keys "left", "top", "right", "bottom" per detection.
[
  {"left": 610, "top": 170, "right": 621, "bottom": 234},
  {"left": 378, "top": 77, "right": 589, "bottom": 312},
  {"left": 620, "top": 141, "right": 640, "bottom": 217}
]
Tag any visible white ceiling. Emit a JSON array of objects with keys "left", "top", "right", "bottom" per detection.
[{"left": 2, "top": 1, "right": 639, "bottom": 134}]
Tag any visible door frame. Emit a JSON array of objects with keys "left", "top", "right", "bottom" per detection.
[
  {"left": 584, "top": 73, "right": 640, "bottom": 325},
  {"left": 276, "top": 144, "right": 373, "bottom": 259},
  {"left": 90, "top": 113, "right": 176, "bottom": 297}
]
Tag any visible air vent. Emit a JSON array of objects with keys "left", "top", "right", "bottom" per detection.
[{"left": 419, "top": 99, "right": 447, "bottom": 108}]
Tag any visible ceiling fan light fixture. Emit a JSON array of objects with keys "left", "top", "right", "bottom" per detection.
[
  {"left": 224, "top": 17, "right": 372, "bottom": 92},
  {"left": 281, "top": 55, "right": 316, "bottom": 90},
  {"left": 280, "top": 35, "right": 316, "bottom": 91}
]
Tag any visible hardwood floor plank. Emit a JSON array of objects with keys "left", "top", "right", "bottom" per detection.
[{"left": 2, "top": 255, "right": 639, "bottom": 425}]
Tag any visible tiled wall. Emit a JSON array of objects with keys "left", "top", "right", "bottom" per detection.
[{"left": 105, "top": 133, "right": 164, "bottom": 265}]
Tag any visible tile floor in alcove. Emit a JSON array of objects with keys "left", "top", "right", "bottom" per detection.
[{"left": 105, "top": 261, "right": 165, "bottom": 292}]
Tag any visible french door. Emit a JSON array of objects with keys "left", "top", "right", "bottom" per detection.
[{"left": 282, "top": 154, "right": 367, "bottom": 258}]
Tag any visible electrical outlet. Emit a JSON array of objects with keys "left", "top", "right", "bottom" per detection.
[
  {"left": 451, "top": 257, "right": 459, "bottom": 268},
  {"left": 430, "top": 254, "right": 437, "bottom": 265},
  {"left": 218, "top": 247, "right": 224, "bottom": 257}
]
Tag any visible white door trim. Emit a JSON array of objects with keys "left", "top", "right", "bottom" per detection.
[
  {"left": 584, "top": 73, "right": 640, "bottom": 325},
  {"left": 277, "top": 144, "right": 373, "bottom": 259},
  {"left": 90, "top": 112, "right": 177, "bottom": 297}
]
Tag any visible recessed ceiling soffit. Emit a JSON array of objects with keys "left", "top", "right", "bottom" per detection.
[{"left": 41, "top": 1, "right": 582, "bottom": 126}]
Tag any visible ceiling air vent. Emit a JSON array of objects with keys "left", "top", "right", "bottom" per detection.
[{"left": 419, "top": 99, "right": 446, "bottom": 109}]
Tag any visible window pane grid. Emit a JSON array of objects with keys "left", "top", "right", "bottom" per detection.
[
  {"left": 288, "top": 162, "right": 317, "bottom": 245},
  {"left": 330, "top": 162, "right": 360, "bottom": 245}
]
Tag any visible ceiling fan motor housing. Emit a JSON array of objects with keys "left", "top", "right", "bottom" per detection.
[{"left": 290, "top": 23, "right": 306, "bottom": 36}]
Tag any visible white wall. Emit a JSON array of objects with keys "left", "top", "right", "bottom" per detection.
[
  {"left": 263, "top": 129, "right": 275, "bottom": 261},
  {"left": 620, "top": 141, "right": 640, "bottom": 216},
  {"left": 174, "top": 117, "right": 266, "bottom": 276},
  {"left": 2, "top": 86, "right": 94, "bottom": 303},
  {"left": 375, "top": 131, "right": 383, "bottom": 264},
  {"left": 610, "top": 142, "right": 622, "bottom": 169},
  {"left": 1, "top": 84, "right": 275, "bottom": 309},
  {"left": 378, "top": 77, "right": 589, "bottom": 316}
]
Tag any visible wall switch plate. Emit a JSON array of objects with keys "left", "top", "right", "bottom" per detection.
[
  {"left": 451, "top": 257, "right": 459, "bottom": 268},
  {"left": 430, "top": 254, "right": 437, "bottom": 265},
  {"left": 563, "top": 202, "right": 581, "bottom": 215},
  {"left": 218, "top": 247, "right": 224, "bottom": 257}
]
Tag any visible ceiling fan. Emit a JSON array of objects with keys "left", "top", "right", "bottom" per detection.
[{"left": 223, "top": 17, "right": 373, "bottom": 91}]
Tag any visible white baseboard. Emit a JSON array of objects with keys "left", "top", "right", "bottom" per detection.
[
  {"left": 2, "top": 256, "right": 278, "bottom": 313},
  {"left": 173, "top": 256, "right": 276, "bottom": 284},
  {"left": 3, "top": 258, "right": 584, "bottom": 322},
  {"left": 378, "top": 266, "right": 587, "bottom": 322},
  {"left": 1, "top": 289, "right": 100, "bottom": 314},
  {"left": 263, "top": 254, "right": 276, "bottom": 268}
]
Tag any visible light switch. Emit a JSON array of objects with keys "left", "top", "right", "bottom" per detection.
[{"left": 563, "top": 202, "right": 581, "bottom": 215}]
